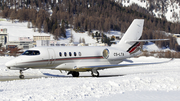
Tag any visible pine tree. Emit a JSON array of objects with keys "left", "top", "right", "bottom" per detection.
[
  {"left": 54, "top": 27, "right": 60, "bottom": 40},
  {"left": 61, "top": 21, "right": 66, "bottom": 38},
  {"left": 10, "top": 10, "right": 16, "bottom": 22},
  {"left": 43, "top": 20, "right": 48, "bottom": 33},
  {"left": 38, "top": 23, "right": 41, "bottom": 33},
  {"left": 79, "top": 37, "right": 82, "bottom": 43},
  {"left": 82, "top": 38, "right": 85, "bottom": 43},
  {"left": 70, "top": 33, "right": 74, "bottom": 43},
  {"left": 27, "top": 21, "right": 31, "bottom": 28}
]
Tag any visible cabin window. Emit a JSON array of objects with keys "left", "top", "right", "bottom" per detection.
[
  {"left": 78, "top": 52, "right": 81, "bottom": 56},
  {"left": 59, "top": 52, "right": 62, "bottom": 57},
  {"left": 74, "top": 52, "right": 76, "bottom": 56},
  {"left": 64, "top": 52, "right": 67, "bottom": 56},
  {"left": 69, "top": 52, "right": 72, "bottom": 56},
  {"left": 56, "top": 44, "right": 60, "bottom": 46},
  {"left": 22, "top": 50, "right": 40, "bottom": 55}
]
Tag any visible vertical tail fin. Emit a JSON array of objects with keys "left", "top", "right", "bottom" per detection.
[{"left": 113, "top": 19, "right": 144, "bottom": 53}]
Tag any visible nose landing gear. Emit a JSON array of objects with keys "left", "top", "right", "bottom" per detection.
[{"left": 19, "top": 70, "right": 24, "bottom": 79}]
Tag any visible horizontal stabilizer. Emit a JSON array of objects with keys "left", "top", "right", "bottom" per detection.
[{"left": 125, "top": 39, "right": 169, "bottom": 43}]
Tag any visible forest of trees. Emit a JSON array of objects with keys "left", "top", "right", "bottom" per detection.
[{"left": 1, "top": 0, "right": 180, "bottom": 51}]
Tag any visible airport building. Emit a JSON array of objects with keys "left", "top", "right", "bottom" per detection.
[
  {"left": 33, "top": 35, "right": 50, "bottom": 41},
  {"left": 0, "top": 28, "right": 9, "bottom": 47},
  {"left": 36, "top": 40, "right": 68, "bottom": 47},
  {"left": 6, "top": 37, "right": 34, "bottom": 49},
  {"left": 36, "top": 40, "right": 106, "bottom": 47}
]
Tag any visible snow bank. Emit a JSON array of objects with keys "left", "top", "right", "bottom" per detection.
[
  {"left": 1, "top": 73, "right": 180, "bottom": 101},
  {"left": 143, "top": 42, "right": 160, "bottom": 51}
]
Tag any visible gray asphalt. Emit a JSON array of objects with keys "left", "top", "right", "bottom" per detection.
[{"left": 0, "top": 76, "right": 47, "bottom": 81}]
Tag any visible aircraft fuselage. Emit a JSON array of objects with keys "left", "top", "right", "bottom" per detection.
[{"left": 6, "top": 46, "right": 131, "bottom": 72}]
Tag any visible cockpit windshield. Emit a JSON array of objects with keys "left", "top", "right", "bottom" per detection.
[{"left": 22, "top": 50, "right": 40, "bottom": 55}]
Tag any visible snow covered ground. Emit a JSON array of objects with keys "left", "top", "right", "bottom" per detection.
[
  {"left": 176, "top": 38, "right": 180, "bottom": 45},
  {"left": 58, "top": 29, "right": 97, "bottom": 44},
  {"left": 143, "top": 42, "right": 160, "bottom": 51},
  {"left": 0, "top": 56, "right": 180, "bottom": 101},
  {"left": 0, "top": 19, "right": 54, "bottom": 41}
]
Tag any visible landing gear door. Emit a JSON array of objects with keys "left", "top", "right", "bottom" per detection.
[{"left": 47, "top": 48, "right": 56, "bottom": 65}]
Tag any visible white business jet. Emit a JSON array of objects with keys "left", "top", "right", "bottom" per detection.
[{"left": 5, "top": 19, "right": 170, "bottom": 79}]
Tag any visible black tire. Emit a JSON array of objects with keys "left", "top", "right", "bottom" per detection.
[
  {"left": 91, "top": 71, "right": 99, "bottom": 77},
  {"left": 72, "top": 72, "right": 79, "bottom": 77},
  {"left": 19, "top": 75, "right": 24, "bottom": 79}
]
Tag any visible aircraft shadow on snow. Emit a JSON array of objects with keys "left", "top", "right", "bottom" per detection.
[
  {"left": 43, "top": 73, "right": 125, "bottom": 78},
  {"left": 43, "top": 73, "right": 66, "bottom": 77}
]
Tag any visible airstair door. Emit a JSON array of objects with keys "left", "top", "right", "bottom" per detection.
[{"left": 47, "top": 48, "right": 56, "bottom": 65}]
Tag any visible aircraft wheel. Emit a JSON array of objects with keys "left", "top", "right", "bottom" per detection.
[
  {"left": 72, "top": 72, "right": 79, "bottom": 77},
  {"left": 19, "top": 75, "right": 24, "bottom": 79},
  {"left": 91, "top": 71, "right": 99, "bottom": 77}
]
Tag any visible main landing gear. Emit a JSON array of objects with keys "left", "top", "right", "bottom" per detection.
[
  {"left": 68, "top": 70, "right": 100, "bottom": 77},
  {"left": 91, "top": 69, "right": 99, "bottom": 77},
  {"left": 67, "top": 71, "right": 80, "bottom": 77},
  {"left": 19, "top": 70, "right": 25, "bottom": 79}
]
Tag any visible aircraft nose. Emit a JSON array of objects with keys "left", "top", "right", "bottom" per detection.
[{"left": 5, "top": 60, "right": 16, "bottom": 67}]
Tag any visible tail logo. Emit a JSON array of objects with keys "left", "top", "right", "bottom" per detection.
[{"left": 127, "top": 42, "right": 141, "bottom": 54}]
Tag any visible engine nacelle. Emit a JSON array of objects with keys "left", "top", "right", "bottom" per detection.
[{"left": 102, "top": 48, "right": 130, "bottom": 60}]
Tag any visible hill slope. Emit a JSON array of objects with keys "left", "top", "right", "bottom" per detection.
[{"left": 116, "top": 0, "right": 180, "bottom": 22}]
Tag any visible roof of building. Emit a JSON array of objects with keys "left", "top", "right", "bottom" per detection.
[{"left": 33, "top": 34, "right": 50, "bottom": 37}]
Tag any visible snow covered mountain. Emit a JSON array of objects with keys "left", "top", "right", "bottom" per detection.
[{"left": 115, "top": 0, "right": 180, "bottom": 22}]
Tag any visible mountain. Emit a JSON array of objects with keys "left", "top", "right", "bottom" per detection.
[
  {"left": 1, "top": 0, "right": 180, "bottom": 51},
  {"left": 115, "top": 0, "right": 180, "bottom": 22}
]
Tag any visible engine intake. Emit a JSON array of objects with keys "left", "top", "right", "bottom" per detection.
[{"left": 102, "top": 49, "right": 109, "bottom": 59}]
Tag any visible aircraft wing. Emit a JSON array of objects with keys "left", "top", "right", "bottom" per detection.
[
  {"left": 125, "top": 39, "right": 169, "bottom": 43},
  {"left": 74, "top": 58, "right": 173, "bottom": 71}
]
